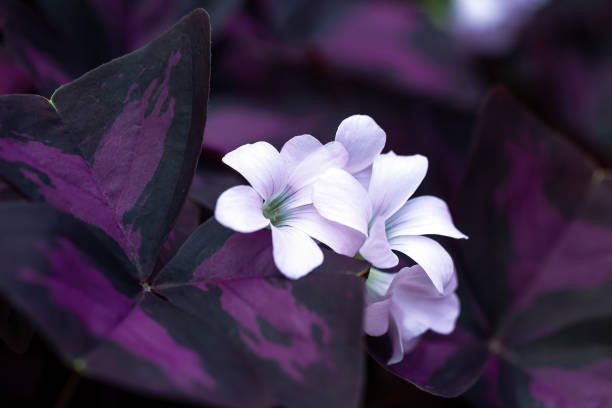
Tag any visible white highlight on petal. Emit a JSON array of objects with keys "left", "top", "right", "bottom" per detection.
[
  {"left": 389, "top": 235, "right": 455, "bottom": 294},
  {"left": 222, "top": 142, "right": 287, "bottom": 200},
  {"left": 312, "top": 168, "right": 372, "bottom": 236},
  {"left": 368, "top": 153, "right": 429, "bottom": 219},
  {"left": 365, "top": 267, "right": 395, "bottom": 299},
  {"left": 288, "top": 205, "right": 365, "bottom": 257},
  {"left": 386, "top": 195, "right": 468, "bottom": 240},
  {"left": 271, "top": 225, "right": 323, "bottom": 279},
  {"left": 335, "top": 115, "right": 386, "bottom": 174},
  {"left": 360, "top": 216, "right": 398, "bottom": 269},
  {"left": 214, "top": 185, "right": 270, "bottom": 233},
  {"left": 454, "top": 0, "right": 506, "bottom": 31}
]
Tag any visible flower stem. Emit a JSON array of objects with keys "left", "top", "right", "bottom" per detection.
[{"left": 54, "top": 371, "right": 81, "bottom": 408}]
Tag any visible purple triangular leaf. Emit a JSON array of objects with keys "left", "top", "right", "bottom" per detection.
[
  {"left": 392, "top": 89, "right": 612, "bottom": 405},
  {"left": 0, "top": 203, "right": 368, "bottom": 407},
  {"left": 0, "top": 9, "right": 211, "bottom": 279}
]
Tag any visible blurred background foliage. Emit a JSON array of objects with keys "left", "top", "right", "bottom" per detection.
[{"left": 1, "top": 0, "right": 611, "bottom": 406}]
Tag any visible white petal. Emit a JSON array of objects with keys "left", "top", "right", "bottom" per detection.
[
  {"left": 391, "top": 266, "right": 460, "bottom": 334},
  {"left": 368, "top": 153, "right": 429, "bottom": 219},
  {"left": 391, "top": 301, "right": 428, "bottom": 352},
  {"left": 214, "top": 186, "right": 270, "bottom": 233},
  {"left": 288, "top": 205, "right": 365, "bottom": 257},
  {"left": 386, "top": 195, "right": 468, "bottom": 239},
  {"left": 335, "top": 115, "right": 386, "bottom": 174},
  {"left": 312, "top": 168, "right": 372, "bottom": 236},
  {"left": 365, "top": 267, "right": 395, "bottom": 299},
  {"left": 353, "top": 165, "right": 372, "bottom": 190},
  {"left": 271, "top": 225, "right": 323, "bottom": 279},
  {"left": 360, "top": 216, "right": 398, "bottom": 269},
  {"left": 364, "top": 298, "right": 391, "bottom": 337},
  {"left": 287, "top": 142, "right": 348, "bottom": 191},
  {"left": 222, "top": 142, "right": 287, "bottom": 199},
  {"left": 280, "top": 134, "right": 323, "bottom": 173},
  {"left": 389, "top": 235, "right": 455, "bottom": 293},
  {"left": 387, "top": 316, "right": 405, "bottom": 365}
]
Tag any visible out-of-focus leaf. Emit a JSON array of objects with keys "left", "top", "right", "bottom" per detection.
[
  {"left": 0, "top": 9, "right": 210, "bottom": 278},
  {"left": 0, "top": 296, "right": 34, "bottom": 354},
  {"left": 0, "top": 203, "right": 368, "bottom": 407},
  {"left": 0, "top": 0, "right": 242, "bottom": 95},
  {"left": 314, "top": 1, "right": 480, "bottom": 106},
  {"left": 500, "top": 0, "right": 612, "bottom": 167},
  {"left": 189, "top": 163, "right": 245, "bottom": 211},
  {"left": 375, "top": 89, "right": 612, "bottom": 406},
  {"left": 0, "top": 48, "right": 35, "bottom": 95}
]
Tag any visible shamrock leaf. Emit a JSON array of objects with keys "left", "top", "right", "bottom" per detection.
[
  {"left": 0, "top": 203, "right": 367, "bottom": 407},
  {"left": 0, "top": 9, "right": 210, "bottom": 278},
  {"left": 370, "top": 89, "right": 612, "bottom": 406},
  {"left": 0, "top": 9, "right": 369, "bottom": 406}
]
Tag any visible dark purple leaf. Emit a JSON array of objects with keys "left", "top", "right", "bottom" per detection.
[
  {"left": 0, "top": 0, "right": 242, "bottom": 96},
  {"left": 0, "top": 9, "right": 210, "bottom": 279},
  {"left": 155, "top": 198, "right": 201, "bottom": 268},
  {"left": 0, "top": 203, "right": 368, "bottom": 407},
  {"left": 500, "top": 0, "right": 612, "bottom": 167},
  {"left": 0, "top": 48, "right": 35, "bottom": 95},
  {"left": 313, "top": 1, "right": 480, "bottom": 106},
  {"left": 378, "top": 89, "right": 612, "bottom": 406},
  {"left": 0, "top": 296, "right": 34, "bottom": 354}
]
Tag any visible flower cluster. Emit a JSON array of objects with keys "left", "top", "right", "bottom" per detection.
[{"left": 215, "top": 115, "right": 466, "bottom": 363}]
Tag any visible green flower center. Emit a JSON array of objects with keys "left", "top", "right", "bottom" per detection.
[{"left": 262, "top": 188, "right": 293, "bottom": 227}]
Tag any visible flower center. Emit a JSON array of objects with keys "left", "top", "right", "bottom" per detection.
[{"left": 262, "top": 188, "right": 293, "bottom": 227}]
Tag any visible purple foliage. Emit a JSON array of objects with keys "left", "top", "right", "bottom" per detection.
[
  {"left": 0, "top": 9, "right": 370, "bottom": 407},
  {"left": 377, "top": 89, "right": 612, "bottom": 407}
]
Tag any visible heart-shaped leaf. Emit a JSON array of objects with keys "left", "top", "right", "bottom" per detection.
[
  {"left": 0, "top": 203, "right": 368, "bottom": 407},
  {"left": 0, "top": 9, "right": 210, "bottom": 279},
  {"left": 371, "top": 89, "right": 612, "bottom": 406}
]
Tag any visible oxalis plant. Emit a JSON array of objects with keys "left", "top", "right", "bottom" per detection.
[{"left": 0, "top": 8, "right": 611, "bottom": 408}]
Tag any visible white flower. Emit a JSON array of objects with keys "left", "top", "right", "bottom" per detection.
[
  {"left": 364, "top": 266, "right": 460, "bottom": 364},
  {"left": 215, "top": 138, "right": 364, "bottom": 279},
  {"left": 452, "top": 0, "right": 549, "bottom": 53},
  {"left": 313, "top": 151, "right": 467, "bottom": 293}
]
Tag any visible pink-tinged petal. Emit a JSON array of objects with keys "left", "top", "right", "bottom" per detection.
[
  {"left": 280, "top": 134, "right": 323, "bottom": 173},
  {"left": 387, "top": 195, "right": 468, "bottom": 239},
  {"left": 364, "top": 299, "right": 391, "bottom": 337},
  {"left": 215, "top": 186, "right": 269, "bottom": 233},
  {"left": 222, "top": 142, "right": 286, "bottom": 199},
  {"left": 288, "top": 205, "right": 365, "bottom": 257},
  {"left": 335, "top": 115, "right": 386, "bottom": 174},
  {"left": 392, "top": 266, "right": 460, "bottom": 334},
  {"left": 287, "top": 142, "right": 348, "bottom": 191},
  {"left": 271, "top": 225, "right": 323, "bottom": 279},
  {"left": 389, "top": 235, "right": 455, "bottom": 293},
  {"left": 360, "top": 216, "right": 399, "bottom": 269},
  {"left": 353, "top": 165, "right": 372, "bottom": 189},
  {"left": 312, "top": 168, "right": 372, "bottom": 236},
  {"left": 368, "top": 153, "right": 429, "bottom": 219}
]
